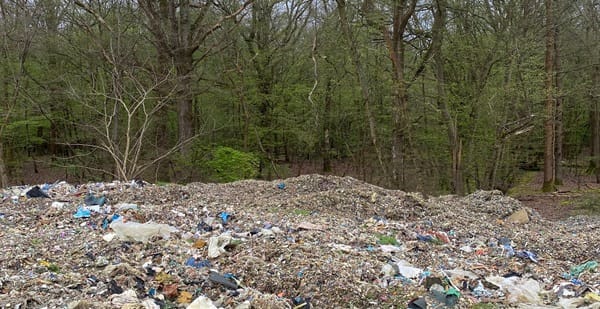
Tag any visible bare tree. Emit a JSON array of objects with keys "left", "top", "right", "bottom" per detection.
[
  {"left": 66, "top": 0, "right": 194, "bottom": 180},
  {"left": 67, "top": 68, "right": 181, "bottom": 180}
]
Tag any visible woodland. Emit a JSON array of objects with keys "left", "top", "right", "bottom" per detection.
[{"left": 0, "top": 0, "right": 598, "bottom": 195}]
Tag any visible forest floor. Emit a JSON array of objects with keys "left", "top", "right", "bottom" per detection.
[{"left": 509, "top": 170, "right": 600, "bottom": 220}]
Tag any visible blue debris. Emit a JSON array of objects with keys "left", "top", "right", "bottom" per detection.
[
  {"left": 516, "top": 250, "right": 538, "bottom": 263},
  {"left": 417, "top": 234, "right": 435, "bottom": 242},
  {"left": 84, "top": 193, "right": 106, "bottom": 206},
  {"left": 570, "top": 278, "right": 583, "bottom": 285},
  {"left": 219, "top": 212, "right": 232, "bottom": 224},
  {"left": 503, "top": 244, "right": 515, "bottom": 257},
  {"left": 74, "top": 207, "right": 91, "bottom": 218},
  {"left": 185, "top": 257, "right": 211, "bottom": 268}
]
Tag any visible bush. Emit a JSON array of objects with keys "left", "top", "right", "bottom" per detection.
[{"left": 206, "top": 146, "right": 259, "bottom": 182}]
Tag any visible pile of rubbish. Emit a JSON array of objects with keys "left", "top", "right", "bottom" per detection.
[{"left": 0, "top": 174, "right": 598, "bottom": 308}]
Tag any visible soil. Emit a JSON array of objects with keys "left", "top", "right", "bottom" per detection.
[{"left": 512, "top": 171, "right": 600, "bottom": 220}]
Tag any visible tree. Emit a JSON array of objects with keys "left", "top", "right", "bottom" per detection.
[
  {"left": 0, "top": 0, "right": 40, "bottom": 186},
  {"left": 543, "top": 0, "right": 557, "bottom": 192},
  {"left": 336, "top": 0, "right": 387, "bottom": 179},
  {"left": 63, "top": 1, "right": 187, "bottom": 180},
  {"left": 431, "top": 0, "right": 464, "bottom": 194},
  {"left": 138, "top": 0, "right": 253, "bottom": 154}
]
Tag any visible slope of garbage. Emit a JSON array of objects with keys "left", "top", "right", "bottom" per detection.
[{"left": 0, "top": 174, "right": 598, "bottom": 308}]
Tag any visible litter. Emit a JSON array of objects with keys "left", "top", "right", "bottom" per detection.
[
  {"left": 109, "top": 218, "right": 178, "bottom": 242},
  {"left": 108, "top": 289, "right": 140, "bottom": 307},
  {"left": 393, "top": 260, "right": 423, "bottom": 279},
  {"left": 209, "top": 271, "right": 240, "bottom": 289},
  {"left": 516, "top": 250, "right": 539, "bottom": 263},
  {"left": 569, "top": 261, "right": 598, "bottom": 278},
  {"left": 73, "top": 206, "right": 91, "bottom": 218},
  {"left": 485, "top": 275, "right": 542, "bottom": 304},
  {"left": 187, "top": 296, "right": 218, "bottom": 309},
  {"left": 185, "top": 257, "right": 211, "bottom": 268},
  {"left": 0, "top": 175, "right": 599, "bottom": 308},
  {"left": 26, "top": 185, "right": 50, "bottom": 198},
  {"left": 116, "top": 203, "right": 139, "bottom": 211},
  {"left": 84, "top": 193, "right": 106, "bottom": 206},
  {"left": 207, "top": 233, "right": 233, "bottom": 258}
]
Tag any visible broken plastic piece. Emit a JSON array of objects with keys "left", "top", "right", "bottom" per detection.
[
  {"left": 292, "top": 296, "right": 311, "bottom": 308},
  {"left": 407, "top": 297, "right": 427, "bottom": 309},
  {"left": 393, "top": 260, "right": 423, "bottom": 279},
  {"left": 569, "top": 261, "right": 598, "bottom": 278},
  {"left": 516, "top": 250, "right": 538, "bottom": 263},
  {"left": 26, "top": 186, "right": 50, "bottom": 198},
  {"left": 74, "top": 207, "right": 91, "bottom": 218},
  {"left": 108, "top": 289, "right": 139, "bottom": 307},
  {"left": 208, "top": 271, "right": 239, "bottom": 289},
  {"left": 185, "top": 257, "right": 210, "bottom": 268},
  {"left": 84, "top": 193, "right": 106, "bottom": 206},
  {"left": 219, "top": 211, "right": 231, "bottom": 224}
]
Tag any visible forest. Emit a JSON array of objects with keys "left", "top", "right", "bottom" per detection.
[{"left": 0, "top": 0, "right": 598, "bottom": 195}]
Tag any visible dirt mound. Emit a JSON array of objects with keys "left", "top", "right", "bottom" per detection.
[{"left": 0, "top": 175, "right": 598, "bottom": 308}]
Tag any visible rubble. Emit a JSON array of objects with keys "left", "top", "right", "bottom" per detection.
[{"left": 0, "top": 175, "right": 598, "bottom": 308}]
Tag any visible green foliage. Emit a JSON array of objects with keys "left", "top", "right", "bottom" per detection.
[
  {"left": 3, "top": 116, "right": 51, "bottom": 147},
  {"left": 205, "top": 146, "right": 259, "bottom": 183},
  {"left": 377, "top": 234, "right": 398, "bottom": 246}
]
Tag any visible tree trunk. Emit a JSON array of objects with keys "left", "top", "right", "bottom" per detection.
[
  {"left": 380, "top": 0, "right": 417, "bottom": 189},
  {"left": 542, "top": 0, "right": 556, "bottom": 192},
  {"left": 322, "top": 79, "right": 333, "bottom": 173},
  {"left": 432, "top": 0, "right": 463, "bottom": 194},
  {"left": 336, "top": 0, "right": 387, "bottom": 180},
  {"left": 0, "top": 141, "right": 8, "bottom": 187},
  {"left": 553, "top": 27, "right": 563, "bottom": 185},
  {"left": 591, "top": 64, "right": 600, "bottom": 183}
]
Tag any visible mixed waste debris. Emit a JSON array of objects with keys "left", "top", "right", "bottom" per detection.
[{"left": 0, "top": 174, "right": 598, "bottom": 308}]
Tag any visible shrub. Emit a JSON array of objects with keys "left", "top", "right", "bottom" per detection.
[{"left": 206, "top": 146, "right": 259, "bottom": 182}]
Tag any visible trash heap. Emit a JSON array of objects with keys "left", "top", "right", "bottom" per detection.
[{"left": 0, "top": 175, "right": 598, "bottom": 308}]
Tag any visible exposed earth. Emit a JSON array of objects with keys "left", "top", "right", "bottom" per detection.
[{"left": 510, "top": 171, "right": 600, "bottom": 221}]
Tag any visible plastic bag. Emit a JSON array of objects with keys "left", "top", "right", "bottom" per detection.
[
  {"left": 485, "top": 275, "right": 542, "bottom": 304},
  {"left": 108, "top": 289, "right": 139, "bottom": 307},
  {"left": 208, "top": 234, "right": 232, "bottom": 258},
  {"left": 394, "top": 260, "right": 423, "bottom": 279},
  {"left": 187, "top": 296, "right": 217, "bottom": 309},
  {"left": 109, "top": 218, "right": 178, "bottom": 243}
]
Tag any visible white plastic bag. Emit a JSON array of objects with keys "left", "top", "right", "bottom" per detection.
[
  {"left": 486, "top": 275, "right": 542, "bottom": 304},
  {"left": 110, "top": 219, "right": 178, "bottom": 243},
  {"left": 208, "top": 234, "right": 232, "bottom": 258},
  {"left": 187, "top": 296, "right": 218, "bottom": 309}
]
